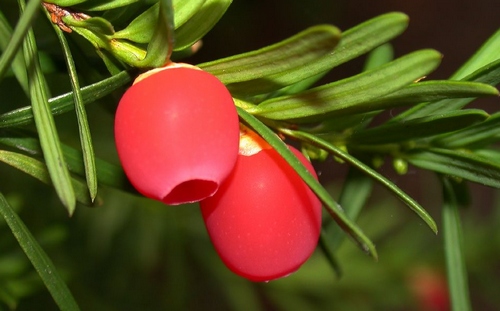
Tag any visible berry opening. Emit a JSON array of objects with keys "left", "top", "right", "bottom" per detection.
[{"left": 163, "top": 179, "right": 218, "bottom": 205}]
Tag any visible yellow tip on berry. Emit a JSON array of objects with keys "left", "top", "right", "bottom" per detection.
[
  {"left": 133, "top": 62, "right": 202, "bottom": 85},
  {"left": 239, "top": 124, "right": 271, "bottom": 156}
]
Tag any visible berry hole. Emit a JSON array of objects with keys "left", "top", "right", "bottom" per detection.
[{"left": 163, "top": 180, "right": 218, "bottom": 205}]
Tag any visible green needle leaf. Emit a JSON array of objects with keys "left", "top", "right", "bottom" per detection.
[
  {"left": 326, "top": 168, "right": 374, "bottom": 251},
  {"left": 405, "top": 148, "right": 500, "bottom": 188},
  {"left": 366, "top": 80, "right": 498, "bottom": 110},
  {"left": 0, "top": 10, "right": 28, "bottom": 94},
  {"left": 325, "top": 12, "right": 408, "bottom": 71},
  {"left": 0, "top": 0, "right": 40, "bottom": 83},
  {"left": 247, "top": 10, "right": 405, "bottom": 97},
  {"left": 237, "top": 107, "right": 378, "bottom": 259},
  {"left": 53, "top": 22, "right": 98, "bottom": 201},
  {"left": 173, "top": 0, "right": 232, "bottom": 51},
  {"left": 441, "top": 177, "right": 472, "bottom": 311},
  {"left": 172, "top": 0, "right": 207, "bottom": 28},
  {"left": 431, "top": 112, "right": 500, "bottom": 149},
  {"left": 302, "top": 112, "right": 377, "bottom": 134},
  {"left": 0, "top": 193, "right": 81, "bottom": 311},
  {"left": 22, "top": 2, "right": 76, "bottom": 214},
  {"left": 78, "top": 0, "right": 140, "bottom": 11},
  {"left": 199, "top": 25, "right": 341, "bottom": 96},
  {"left": 300, "top": 80, "right": 496, "bottom": 135},
  {"left": 44, "top": 0, "right": 87, "bottom": 6},
  {"left": 201, "top": 12, "right": 409, "bottom": 98},
  {"left": 64, "top": 23, "right": 146, "bottom": 68},
  {"left": 112, "top": 4, "right": 159, "bottom": 43},
  {"left": 0, "top": 150, "right": 95, "bottom": 206},
  {"left": 475, "top": 148, "right": 500, "bottom": 164},
  {"left": 319, "top": 168, "right": 374, "bottom": 277},
  {"left": 281, "top": 129, "right": 438, "bottom": 234},
  {"left": 252, "top": 49, "right": 442, "bottom": 123},
  {"left": 67, "top": 17, "right": 115, "bottom": 36},
  {"left": 135, "top": 0, "right": 175, "bottom": 67},
  {"left": 64, "top": 0, "right": 174, "bottom": 68},
  {"left": 363, "top": 43, "right": 394, "bottom": 71},
  {"left": 0, "top": 130, "right": 132, "bottom": 192},
  {"left": 0, "top": 70, "right": 132, "bottom": 128},
  {"left": 350, "top": 109, "right": 488, "bottom": 145},
  {"left": 451, "top": 28, "right": 500, "bottom": 80},
  {"left": 392, "top": 47, "right": 500, "bottom": 122},
  {"left": 106, "top": 0, "right": 207, "bottom": 45}
]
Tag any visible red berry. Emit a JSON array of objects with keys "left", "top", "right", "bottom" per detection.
[
  {"left": 408, "top": 267, "right": 450, "bottom": 311},
  {"left": 200, "top": 129, "right": 322, "bottom": 281},
  {"left": 114, "top": 64, "right": 239, "bottom": 205}
]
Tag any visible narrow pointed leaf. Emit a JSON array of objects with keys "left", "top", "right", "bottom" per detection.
[
  {"left": 252, "top": 49, "right": 442, "bottom": 123},
  {"left": 199, "top": 25, "right": 341, "bottom": 96},
  {"left": 237, "top": 107, "right": 378, "bottom": 259},
  {"left": 318, "top": 168, "right": 374, "bottom": 277},
  {"left": 0, "top": 193, "right": 81, "bottom": 311},
  {"left": 0, "top": 0, "right": 40, "bottom": 83},
  {"left": 64, "top": 1, "right": 174, "bottom": 68},
  {"left": 292, "top": 79, "right": 496, "bottom": 130},
  {"left": 0, "top": 150, "right": 94, "bottom": 206},
  {"left": 66, "top": 17, "right": 115, "bottom": 36},
  {"left": 44, "top": 0, "right": 87, "bottom": 6},
  {"left": 96, "top": 49, "right": 124, "bottom": 75},
  {"left": 303, "top": 112, "right": 377, "bottom": 134},
  {"left": 262, "top": 71, "right": 329, "bottom": 99},
  {"left": 201, "top": 12, "right": 409, "bottom": 97},
  {"left": 392, "top": 56, "right": 500, "bottom": 122},
  {"left": 54, "top": 24, "right": 98, "bottom": 201},
  {"left": 325, "top": 168, "right": 374, "bottom": 252},
  {"left": 350, "top": 109, "right": 488, "bottom": 145},
  {"left": 314, "top": 43, "right": 395, "bottom": 132},
  {"left": 475, "top": 148, "right": 500, "bottom": 163},
  {"left": 78, "top": 0, "right": 140, "bottom": 11},
  {"left": 173, "top": 0, "right": 232, "bottom": 51},
  {"left": 0, "top": 11, "right": 28, "bottom": 94},
  {"left": 324, "top": 12, "right": 407, "bottom": 72},
  {"left": 0, "top": 131, "right": 131, "bottom": 192},
  {"left": 0, "top": 70, "right": 131, "bottom": 128},
  {"left": 366, "top": 80, "right": 498, "bottom": 109},
  {"left": 281, "top": 129, "right": 437, "bottom": 234},
  {"left": 112, "top": 3, "right": 160, "bottom": 43},
  {"left": 60, "top": 145, "right": 130, "bottom": 192},
  {"left": 451, "top": 28, "right": 500, "bottom": 80},
  {"left": 135, "top": 0, "right": 174, "bottom": 67},
  {"left": 431, "top": 112, "right": 500, "bottom": 149},
  {"left": 405, "top": 148, "right": 500, "bottom": 188},
  {"left": 363, "top": 43, "right": 394, "bottom": 71},
  {"left": 22, "top": 9, "right": 76, "bottom": 214},
  {"left": 113, "top": 0, "right": 204, "bottom": 46},
  {"left": 173, "top": 0, "right": 207, "bottom": 28},
  {"left": 441, "top": 177, "right": 472, "bottom": 311},
  {"left": 65, "top": 24, "right": 145, "bottom": 66}
]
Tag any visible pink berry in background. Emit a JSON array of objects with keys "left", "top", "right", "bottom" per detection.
[
  {"left": 114, "top": 64, "right": 239, "bottom": 205},
  {"left": 200, "top": 127, "right": 322, "bottom": 282}
]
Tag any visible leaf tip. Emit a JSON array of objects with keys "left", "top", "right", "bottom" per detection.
[{"left": 65, "top": 201, "right": 76, "bottom": 217}]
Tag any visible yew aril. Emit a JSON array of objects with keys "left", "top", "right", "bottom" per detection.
[
  {"left": 114, "top": 64, "right": 239, "bottom": 205},
  {"left": 408, "top": 267, "right": 450, "bottom": 311},
  {"left": 200, "top": 128, "right": 322, "bottom": 281}
]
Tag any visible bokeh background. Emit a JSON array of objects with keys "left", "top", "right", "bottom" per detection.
[{"left": 0, "top": 0, "right": 499, "bottom": 310}]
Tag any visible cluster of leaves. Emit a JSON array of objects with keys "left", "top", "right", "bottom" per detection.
[{"left": 0, "top": 0, "right": 499, "bottom": 310}]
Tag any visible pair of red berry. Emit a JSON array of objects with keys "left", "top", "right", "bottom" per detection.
[{"left": 114, "top": 64, "right": 322, "bottom": 282}]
